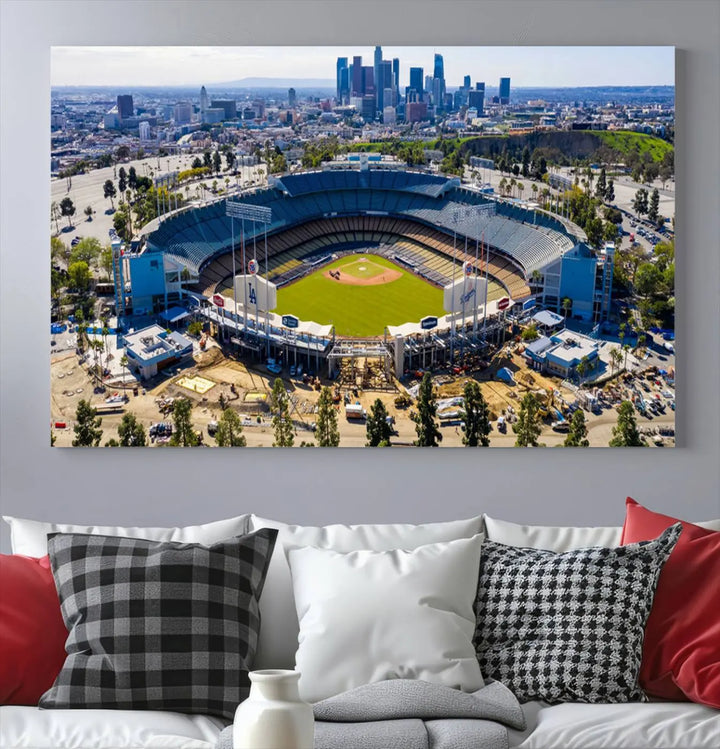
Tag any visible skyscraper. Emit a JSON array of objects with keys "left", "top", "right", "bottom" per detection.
[
  {"left": 499, "top": 77, "right": 511, "bottom": 105},
  {"left": 336, "top": 57, "right": 348, "bottom": 102},
  {"left": 117, "top": 94, "right": 134, "bottom": 121},
  {"left": 352, "top": 56, "right": 363, "bottom": 97},
  {"left": 378, "top": 60, "right": 393, "bottom": 111},
  {"left": 463, "top": 75, "right": 471, "bottom": 90},
  {"left": 374, "top": 46, "right": 382, "bottom": 106},
  {"left": 199, "top": 86, "right": 209, "bottom": 117},
  {"left": 288, "top": 88, "right": 297, "bottom": 108},
  {"left": 409, "top": 67, "right": 424, "bottom": 100},
  {"left": 362, "top": 66, "right": 375, "bottom": 96},
  {"left": 432, "top": 53, "right": 446, "bottom": 110},
  {"left": 392, "top": 58, "right": 400, "bottom": 99}
]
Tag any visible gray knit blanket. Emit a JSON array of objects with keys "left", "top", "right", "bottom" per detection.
[{"left": 216, "top": 679, "right": 525, "bottom": 749}]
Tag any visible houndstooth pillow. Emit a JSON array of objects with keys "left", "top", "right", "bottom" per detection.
[
  {"left": 474, "top": 523, "right": 681, "bottom": 704},
  {"left": 40, "top": 528, "right": 277, "bottom": 720}
]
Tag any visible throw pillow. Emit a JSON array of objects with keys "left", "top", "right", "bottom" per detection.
[
  {"left": 0, "top": 555, "right": 67, "bottom": 705},
  {"left": 39, "top": 529, "right": 277, "bottom": 720},
  {"left": 249, "top": 514, "right": 484, "bottom": 670},
  {"left": 286, "top": 535, "right": 485, "bottom": 703},
  {"left": 2, "top": 514, "right": 251, "bottom": 557},
  {"left": 474, "top": 523, "right": 681, "bottom": 704},
  {"left": 622, "top": 497, "right": 720, "bottom": 708}
]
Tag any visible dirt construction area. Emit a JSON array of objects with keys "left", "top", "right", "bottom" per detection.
[{"left": 52, "top": 340, "right": 674, "bottom": 448}]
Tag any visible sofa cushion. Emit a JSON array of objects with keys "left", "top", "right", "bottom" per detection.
[
  {"left": 474, "top": 524, "right": 681, "bottom": 704},
  {"left": 482, "top": 513, "right": 720, "bottom": 552},
  {"left": 0, "top": 555, "right": 67, "bottom": 705},
  {"left": 39, "top": 529, "right": 277, "bottom": 720},
  {"left": 287, "top": 535, "right": 485, "bottom": 702},
  {"left": 508, "top": 700, "right": 720, "bottom": 748},
  {"left": 2, "top": 514, "right": 251, "bottom": 557},
  {"left": 248, "top": 514, "right": 484, "bottom": 669},
  {"left": 622, "top": 498, "right": 720, "bottom": 708},
  {"left": 0, "top": 705, "right": 226, "bottom": 748}
]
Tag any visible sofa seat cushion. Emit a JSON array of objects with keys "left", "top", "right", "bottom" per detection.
[
  {"left": 508, "top": 700, "right": 720, "bottom": 748},
  {"left": 0, "top": 705, "right": 226, "bottom": 748}
]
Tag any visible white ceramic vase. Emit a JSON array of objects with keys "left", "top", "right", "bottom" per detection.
[{"left": 233, "top": 670, "right": 314, "bottom": 749}]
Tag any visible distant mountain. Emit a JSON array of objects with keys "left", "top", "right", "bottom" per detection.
[{"left": 209, "top": 77, "right": 335, "bottom": 89}]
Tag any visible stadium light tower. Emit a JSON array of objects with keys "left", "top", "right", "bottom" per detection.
[{"left": 226, "top": 201, "right": 273, "bottom": 356}]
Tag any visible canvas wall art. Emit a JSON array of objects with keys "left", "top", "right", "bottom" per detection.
[{"left": 50, "top": 45, "right": 676, "bottom": 447}]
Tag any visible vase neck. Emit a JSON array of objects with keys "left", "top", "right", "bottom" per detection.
[{"left": 250, "top": 672, "right": 302, "bottom": 702}]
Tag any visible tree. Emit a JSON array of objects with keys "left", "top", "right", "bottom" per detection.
[
  {"left": 271, "top": 378, "right": 295, "bottom": 447},
  {"left": 191, "top": 156, "right": 203, "bottom": 169},
  {"left": 460, "top": 381, "right": 491, "bottom": 447},
  {"left": 632, "top": 188, "right": 649, "bottom": 216},
  {"left": 314, "top": 387, "right": 340, "bottom": 447},
  {"left": 51, "top": 235, "right": 66, "bottom": 263},
  {"left": 68, "top": 261, "right": 91, "bottom": 291},
  {"left": 521, "top": 323, "right": 539, "bottom": 342},
  {"left": 412, "top": 372, "right": 442, "bottom": 447},
  {"left": 212, "top": 150, "right": 222, "bottom": 174},
  {"left": 521, "top": 146, "right": 530, "bottom": 177},
  {"left": 117, "top": 413, "right": 147, "bottom": 446},
  {"left": 118, "top": 167, "right": 127, "bottom": 194},
  {"left": 564, "top": 409, "right": 589, "bottom": 447},
  {"left": 203, "top": 151, "right": 212, "bottom": 169},
  {"left": 226, "top": 150, "right": 236, "bottom": 171},
  {"left": 169, "top": 398, "right": 199, "bottom": 446},
  {"left": 120, "top": 354, "right": 129, "bottom": 384},
  {"left": 595, "top": 166, "right": 607, "bottom": 200},
  {"left": 561, "top": 297, "right": 572, "bottom": 319},
  {"left": 103, "top": 179, "right": 117, "bottom": 210},
  {"left": 70, "top": 236, "right": 102, "bottom": 266},
  {"left": 609, "top": 401, "right": 645, "bottom": 447},
  {"left": 635, "top": 263, "right": 662, "bottom": 296},
  {"left": 100, "top": 246, "right": 113, "bottom": 279},
  {"left": 72, "top": 399, "right": 103, "bottom": 446},
  {"left": 50, "top": 201, "right": 61, "bottom": 234},
  {"left": 648, "top": 188, "right": 660, "bottom": 224},
  {"left": 513, "top": 392, "right": 542, "bottom": 447},
  {"left": 215, "top": 408, "right": 247, "bottom": 447},
  {"left": 366, "top": 398, "right": 393, "bottom": 447},
  {"left": 604, "top": 179, "right": 615, "bottom": 202},
  {"left": 84, "top": 205, "right": 94, "bottom": 221},
  {"left": 60, "top": 196, "right": 75, "bottom": 228},
  {"left": 128, "top": 166, "right": 138, "bottom": 191},
  {"left": 585, "top": 216, "right": 604, "bottom": 248},
  {"left": 609, "top": 347, "right": 623, "bottom": 375}
]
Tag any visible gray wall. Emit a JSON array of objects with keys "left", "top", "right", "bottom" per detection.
[{"left": 1, "top": 1, "right": 718, "bottom": 552}]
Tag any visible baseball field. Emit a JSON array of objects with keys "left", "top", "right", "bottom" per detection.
[{"left": 274, "top": 254, "right": 444, "bottom": 337}]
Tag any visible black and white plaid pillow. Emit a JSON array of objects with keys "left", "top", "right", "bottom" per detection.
[
  {"left": 474, "top": 523, "right": 681, "bottom": 704},
  {"left": 40, "top": 528, "right": 277, "bottom": 720}
]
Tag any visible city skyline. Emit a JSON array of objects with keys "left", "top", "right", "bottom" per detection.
[{"left": 52, "top": 46, "right": 674, "bottom": 88}]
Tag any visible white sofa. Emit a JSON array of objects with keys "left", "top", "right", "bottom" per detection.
[{"left": 1, "top": 512, "right": 719, "bottom": 749}]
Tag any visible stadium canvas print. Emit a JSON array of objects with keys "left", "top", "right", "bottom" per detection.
[{"left": 50, "top": 45, "right": 676, "bottom": 448}]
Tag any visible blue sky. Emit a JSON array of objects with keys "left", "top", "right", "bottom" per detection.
[{"left": 51, "top": 46, "right": 674, "bottom": 88}]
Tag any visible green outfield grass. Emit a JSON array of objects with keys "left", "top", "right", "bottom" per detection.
[{"left": 275, "top": 255, "right": 444, "bottom": 337}]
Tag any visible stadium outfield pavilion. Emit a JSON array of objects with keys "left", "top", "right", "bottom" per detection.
[{"left": 114, "top": 166, "right": 612, "bottom": 377}]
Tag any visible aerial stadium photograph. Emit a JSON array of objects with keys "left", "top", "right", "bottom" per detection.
[{"left": 49, "top": 45, "right": 676, "bottom": 448}]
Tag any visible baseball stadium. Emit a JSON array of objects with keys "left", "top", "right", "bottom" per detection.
[{"left": 123, "top": 163, "right": 597, "bottom": 379}]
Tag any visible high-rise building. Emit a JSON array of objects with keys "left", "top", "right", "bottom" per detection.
[
  {"left": 463, "top": 75, "right": 471, "bottom": 90},
  {"left": 383, "top": 106, "right": 396, "bottom": 125},
  {"left": 378, "top": 60, "right": 393, "bottom": 111},
  {"left": 336, "top": 57, "right": 348, "bottom": 102},
  {"left": 409, "top": 67, "right": 424, "bottom": 100},
  {"left": 288, "top": 88, "right": 297, "bottom": 108},
  {"left": 117, "top": 94, "right": 134, "bottom": 120},
  {"left": 200, "top": 86, "right": 209, "bottom": 116},
  {"left": 211, "top": 100, "right": 237, "bottom": 120},
  {"left": 374, "top": 46, "right": 382, "bottom": 105},
  {"left": 139, "top": 121, "right": 151, "bottom": 141},
  {"left": 499, "top": 77, "right": 511, "bottom": 105},
  {"left": 392, "top": 58, "right": 400, "bottom": 99},
  {"left": 173, "top": 102, "right": 193, "bottom": 124},
  {"left": 406, "top": 101, "right": 428, "bottom": 124},
  {"left": 352, "top": 56, "right": 363, "bottom": 96},
  {"left": 433, "top": 53, "right": 446, "bottom": 109},
  {"left": 469, "top": 82, "right": 485, "bottom": 114},
  {"left": 362, "top": 66, "right": 375, "bottom": 96}
]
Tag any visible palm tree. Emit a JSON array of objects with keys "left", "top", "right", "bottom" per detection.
[
  {"left": 120, "top": 354, "right": 129, "bottom": 385},
  {"left": 541, "top": 187, "right": 550, "bottom": 211},
  {"left": 50, "top": 201, "right": 61, "bottom": 235},
  {"left": 561, "top": 297, "right": 572, "bottom": 319},
  {"left": 509, "top": 177, "right": 516, "bottom": 197},
  {"left": 610, "top": 347, "right": 622, "bottom": 375},
  {"left": 531, "top": 183, "right": 538, "bottom": 201},
  {"left": 517, "top": 182, "right": 524, "bottom": 201}
]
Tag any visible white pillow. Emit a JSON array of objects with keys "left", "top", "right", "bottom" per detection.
[
  {"left": 482, "top": 514, "right": 720, "bottom": 552},
  {"left": 2, "top": 514, "right": 251, "bottom": 556},
  {"left": 482, "top": 515, "right": 622, "bottom": 552},
  {"left": 249, "top": 514, "right": 484, "bottom": 670},
  {"left": 287, "top": 535, "right": 485, "bottom": 703}
]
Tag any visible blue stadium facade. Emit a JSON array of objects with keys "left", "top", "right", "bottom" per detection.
[{"left": 121, "top": 168, "right": 611, "bottom": 332}]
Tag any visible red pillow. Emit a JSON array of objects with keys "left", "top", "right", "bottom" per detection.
[
  {"left": 0, "top": 554, "right": 68, "bottom": 705},
  {"left": 621, "top": 497, "right": 720, "bottom": 707}
]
